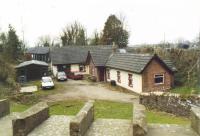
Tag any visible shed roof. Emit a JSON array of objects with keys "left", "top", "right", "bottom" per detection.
[
  {"left": 15, "top": 60, "right": 48, "bottom": 68},
  {"left": 106, "top": 53, "right": 177, "bottom": 73},
  {"left": 26, "top": 47, "right": 50, "bottom": 54}
]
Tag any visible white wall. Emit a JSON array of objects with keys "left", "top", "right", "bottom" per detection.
[
  {"left": 70, "top": 64, "right": 79, "bottom": 72},
  {"left": 85, "top": 65, "right": 89, "bottom": 74},
  {"left": 52, "top": 65, "right": 58, "bottom": 77},
  {"left": 107, "top": 68, "right": 143, "bottom": 93},
  {"left": 71, "top": 64, "right": 89, "bottom": 74}
]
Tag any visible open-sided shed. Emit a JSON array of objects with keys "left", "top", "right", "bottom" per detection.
[{"left": 15, "top": 60, "right": 48, "bottom": 81}]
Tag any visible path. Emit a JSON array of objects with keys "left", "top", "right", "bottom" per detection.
[{"left": 44, "top": 80, "right": 138, "bottom": 103}]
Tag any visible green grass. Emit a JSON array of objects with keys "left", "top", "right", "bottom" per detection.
[
  {"left": 147, "top": 110, "right": 190, "bottom": 125},
  {"left": 10, "top": 102, "right": 31, "bottom": 112},
  {"left": 94, "top": 100, "right": 133, "bottom": 119},
  {"left": 171, "top": 86, "right": 200, "bottom": 95},
  {"left": 9, "top": 100, "right": 190, "bottom": 124},
  {"left": 48, "top": 100, "right": 85, "bottom": 115}
]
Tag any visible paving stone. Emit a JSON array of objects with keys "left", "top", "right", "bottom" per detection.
[
  {"left": 0, "top": 113, "right": 20, "bottom": 136},
  {"left": 147, "top": 124, "right": 199, "bottom": 136},
  {"left": 28, "top": 115, "right": 73, "bottom": 136},
  {"left": 85, "top": 119, "right": 133, "bottom": 136}
]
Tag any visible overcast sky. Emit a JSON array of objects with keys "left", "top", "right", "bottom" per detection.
[{"left": 0, "top": 0, "right": 200, "bottom": 47}]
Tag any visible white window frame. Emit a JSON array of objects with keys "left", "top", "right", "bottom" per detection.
[{"left": 154, "top": 74, "right": 164, "bottom": 85}]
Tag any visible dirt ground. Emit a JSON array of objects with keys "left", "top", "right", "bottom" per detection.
[{"left": 43, "top": 80, "right": 138, "bottom": 103}]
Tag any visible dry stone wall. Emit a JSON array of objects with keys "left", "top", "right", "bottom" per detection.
[{"left": 140, "top": 93, "right": 200, "bottom": 117}]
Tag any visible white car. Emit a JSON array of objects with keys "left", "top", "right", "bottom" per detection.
[
  {"left": 41, "top": 76, "right": 54, "bottom": 89},
  {"left": 57, "top": 72, "right": 67, "bottom": 81}
]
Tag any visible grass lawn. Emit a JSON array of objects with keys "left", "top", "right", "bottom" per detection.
[
  {"left": 10, "top": 100, "right": 190, "bottom": 125},
  {"left": 171, "top": 86, "right": 200, "bottom": 95},
  {"left": 146, "top": 110, "right": 189, "bottom": 125}
]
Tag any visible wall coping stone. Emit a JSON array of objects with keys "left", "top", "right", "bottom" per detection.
[
  {"left": 0, "top": 99, "right": 10, "bottom": 118},
  {"left": 70, "top": 100, "right": 94, "bottom": 136},
  {"left": 12, "top": 102, "right": 49, "bottom": 136},
  {"left": 191, "top": 107, "right": 200, "bottom": 135},
  {"left": 133, "top": 103, "right": 147, "bottom": 136}
]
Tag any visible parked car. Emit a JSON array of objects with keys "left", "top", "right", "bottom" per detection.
[
  {"left": 57, "top": 71, "right": 67, "bottom": 81},
  {"left": 41, "top": 76, "right": 54, "bottom": 89},
  {"left": 67, "top": 72, "right": 83, "bottom": 80}
]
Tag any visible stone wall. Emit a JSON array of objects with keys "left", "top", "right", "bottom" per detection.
[
  {"left": 191, "top": 107, "right": 200, "bottom": 135},
  {"left": 140, "top": 93, "right": 200, "bottom": 117},
  {"left": 0, "top": 99, "right": 10, "bottom": 118},
  {"left": 70, "top": 101, "right": 94, "bottom": 136},
  {"left": 12, "top": 102, "right": 49, "bottom": 136},
  {"left": 133, "top": 103, "right": 147, "bottom": 136}
]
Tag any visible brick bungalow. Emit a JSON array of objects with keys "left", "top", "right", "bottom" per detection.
[{"left": 105, "top": 53, "right": 177, "bottom": 93}]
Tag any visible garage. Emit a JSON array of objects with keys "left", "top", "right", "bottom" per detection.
[{"left": 16, "top": 60, "right": 48, "bottom": 81}]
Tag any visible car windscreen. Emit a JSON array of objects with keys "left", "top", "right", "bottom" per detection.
[
  {"left": 42, "top": 78, "right": 52, "bottom": 82},
  {"left": 58, "top": 73, "right": 65, "bottom": 76}
]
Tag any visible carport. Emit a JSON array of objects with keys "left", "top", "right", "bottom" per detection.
[{"left": 15, "top": 60, "right": 48, "bottom": 81}]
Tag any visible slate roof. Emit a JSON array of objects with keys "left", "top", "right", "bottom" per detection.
[
  {"left": 26, "top": 47, "right": 50, "bottom": 54},
  {"left": 106, "top": 53, "right": 176, "bottom": 73},
  {"left": 15, "top": 60, "right": 48, "bottom": 68},
  {"left": 51, "top": 45, "right": 113, "bottom": 65},
  {"left": 89, "top": 49, "right": 112, "bottom": 66}
]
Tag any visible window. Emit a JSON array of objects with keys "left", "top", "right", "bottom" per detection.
[
  {"left": 107, "top": 69, "right": 110, "bottom": 79},
  {"left": 128, "top": 74, "right": 133, "bottom": 87},
  {"left": 154, "top": 74, "right": 164, "bottom": 84},
  {"left": 79, "top": 65, "right": 86, "bottom": 72},
  {"left": 117, "top": 71, "right": 121, "bottom": 83}
]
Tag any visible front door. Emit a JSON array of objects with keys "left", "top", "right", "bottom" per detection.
[{"left": 98, "top": 67, "right": 105, "bottom": 81}]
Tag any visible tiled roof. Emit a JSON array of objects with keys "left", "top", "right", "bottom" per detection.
[
  {"left": 26, "top": 47, "right": 50, "bottom": 54},
  {"left": 51, "top": 45, "right": 113, "bottom": 65},
  {"left": 15, "top": 60, "right": 48, "bottom": 68},
  {"left": 106, "top": 53, "right": 176, "bottom": 73}
]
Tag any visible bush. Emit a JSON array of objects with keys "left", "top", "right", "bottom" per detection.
[{"left": 0, "top": 55, "right": 19, "bottom": 96}]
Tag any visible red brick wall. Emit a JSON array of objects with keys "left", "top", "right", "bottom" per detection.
[
  {"left": 142, "top": 58, "right": 174, "bottom": 92},
  {"left": 88, "top": 57, "right": 99, "bottom": 81}
]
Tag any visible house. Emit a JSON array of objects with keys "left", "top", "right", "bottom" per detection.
[
  {"left": 15, "top": 60, "right": 48, "bottom": 81},
  {"left": 86, "top": 49, "right": 113, "bottom": 81},
  {"left": 50, "top": 46, "right": 113, "bottom": 77},
  {"left": 105, "top": 53, "right": 177, "bottom": 93},
  {"left": 26, "top": 47, "right": 50, "bottom": 63}
]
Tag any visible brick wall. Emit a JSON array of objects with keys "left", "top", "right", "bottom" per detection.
[{"left": 142, "top": 58, "right": 174, "bottom": 92}]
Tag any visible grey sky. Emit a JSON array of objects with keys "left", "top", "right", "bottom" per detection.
[{"left": 0, "top": 0, "right": 200, "bottom": 47}]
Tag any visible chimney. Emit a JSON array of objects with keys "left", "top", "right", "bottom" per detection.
[{"left": 112, "top": 42, "right": 117, "bottom": 54}]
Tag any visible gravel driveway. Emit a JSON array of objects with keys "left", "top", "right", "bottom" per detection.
[{"left": 44, "top": 80, "right": 138, "bottom": 103}]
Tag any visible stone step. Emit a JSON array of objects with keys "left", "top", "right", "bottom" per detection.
[
  {"left": 85, "top": 119, "right": 133, "bottom": 136},
  {"left": 147, "top": 124, "right": 199, "bottom": 136},
  {"left": 28, "top": 115, "right": 74, "bottom": 136}
]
